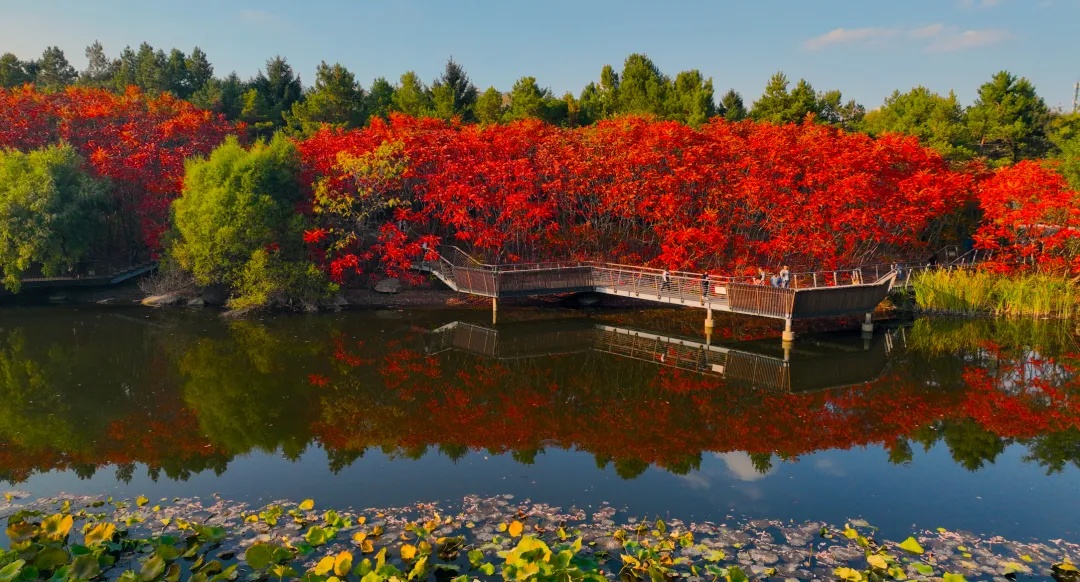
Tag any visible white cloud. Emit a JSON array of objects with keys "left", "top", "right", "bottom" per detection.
[
  {"left": 238, "top": 9, "right": 279, "bottom": 25},
  {"left": 803, "top": 22, "right": 1014, "bottom": 52},
  {"left": 924, "top": 28, "right": 1015, "bottom": 51},
  {"left": 803, "top": 27, "right": 898, "bottom": 51},
  {"left": 958, "top": 0, "right": 1003, "bottom": 8}
]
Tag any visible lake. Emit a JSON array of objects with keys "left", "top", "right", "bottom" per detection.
[{"left": 1, "top": 305, "right": 1077, "bottom": 544}]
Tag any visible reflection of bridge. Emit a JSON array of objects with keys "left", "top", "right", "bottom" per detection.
[
  {"left": 423, "top": 319, "right": 893, "bottom": 393},
  {"left": 419, "top": 247, "right": 978, "bottom": 341}
]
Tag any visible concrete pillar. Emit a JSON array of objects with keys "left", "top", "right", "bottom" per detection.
[
  {"left": 705, "top": 307, "right": 714, "bottom": 332},
  {"left": 861, "top": 312, "right": 874, "bottom": 333},
  {"left": 782, "top": 343, "right": 791, "bottom": 362},
  {"left": 781, "top": 318, "right": 795, "bottom": 343}
]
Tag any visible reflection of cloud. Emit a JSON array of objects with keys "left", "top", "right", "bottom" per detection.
[
  {"left": 958, "top": 0, "right": 1002, "bottom": 7},
  {"left": 814, "top": 458, "right": 846, "bottom": 477},
  {"left": 803, "top": 22, "right": 1014, "bottom": 52},
  {"left": 717, "top": 452, "right": 773, "bottom": 482},
  {"left": 677, "top": 472, "right": 712, "bottom": 491}
]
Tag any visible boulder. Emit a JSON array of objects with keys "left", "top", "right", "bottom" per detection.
[
  {"left": 186, "top": 297, "right": 206, "bottom": 307},
  {"left": 141, "top": 292, "right": 186, "bottom": 307},
  {"left": 374, "top": 278, "right": 402, "bottom": 294},
  {"left": 200, "top": 284, "right": 229, "bottom": 306}
]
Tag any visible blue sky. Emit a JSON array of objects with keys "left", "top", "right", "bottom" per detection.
[{"left": 2, "top": 0, "right": 1076, "bottom": 110}]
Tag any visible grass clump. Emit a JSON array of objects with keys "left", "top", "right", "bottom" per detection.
[{"left": 912, "top": 269, "right": 1080, "bottom": 318}]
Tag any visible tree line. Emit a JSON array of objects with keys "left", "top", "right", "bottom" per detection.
[{"left": 2, "top": 42, "right": 1077, "bottom": 179}]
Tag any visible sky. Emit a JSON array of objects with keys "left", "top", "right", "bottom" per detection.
[{"left": 1, "top": 0, "right": 1077, "bottom": 110}]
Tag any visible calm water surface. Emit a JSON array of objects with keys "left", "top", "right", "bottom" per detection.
[{"left": 1, "top": 306, "right": 1078, "bottom": 543}]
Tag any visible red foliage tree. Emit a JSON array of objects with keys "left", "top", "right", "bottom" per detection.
[
  {"left": 0, "top": 85, "right": 237, "bottom": 253},
  {"left": 973, "top": 160, "right": 1080, "bottom": 272},
  {"left": 298, "top": 114, "right": 973, "bottom": 279}
]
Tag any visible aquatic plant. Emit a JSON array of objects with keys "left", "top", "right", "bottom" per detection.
[
  {"left": 911, "top": 268, "right": 1080, "bottom": 318},
  {"left": 3, "top": 494, "right": 1077, "bottom": 582}
]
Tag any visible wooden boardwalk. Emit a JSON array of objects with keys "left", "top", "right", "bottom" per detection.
[
  {"left": 422, "top": 320, "right": 893, "bottom": 393},
  {"left": 419, "top": 246, "right": 904, "bottom": 323}
]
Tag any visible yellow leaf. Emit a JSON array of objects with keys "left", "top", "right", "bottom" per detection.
[
  {"left": 401, "top": 544, "right": 417, "bottom": 561},
  {"left": 1056, "top": 562, "right": 1080, "bottom": 573},
  {"left": 41, "top": 514, "right": 74, "bottom": 540},
  {"left": 352, "top": 532, "right": 367, "bottom": 543},
  {"left": 1021, "top": 555, "right": 1033, "bottom": 562},
  {"left": 136, "top": 496, "right": 149, "bottom": 507},
  {"left": 299, "top": 499, "right": 315, "bottom": 511},
  {"left": 371, "top": 525, "right": 384, "bottom": 537},
  {"left": 333, "top": 552, "right": 352, "bottom": 576},
  {"left": 361, "top": 539, "right": 374, "bottom": 554},
  {"left": 245, "top": 515, "right": 258, "bottom": 523},
  {"left": 621, "top": 554, "right": 640, "bottom": 567},
  {"left": 835, "top": 567, "right": 864, "bottom": 582},
  {"left": 356, "top": 517, "right": 366, "bottom": 526},
  {"left": 867, "top": 555, "right": 888, "bottom": 570},
  {"left": 497, "top": 524, "right": 507, "bottom": 532},
  {"left": 84, "top": 522, "right": 116, "bottom": 546},
  {"left": 508, "top": 521, "right": 524, "bottom": 538},
  {"left": 313, "top": 556, "right": 335, "bottom": 576},
  {"left": 843, "top": 526, "right": 859, "bottom": 539}
]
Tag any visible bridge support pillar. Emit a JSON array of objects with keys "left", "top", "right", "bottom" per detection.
[
  {"left": 781, "top": 318, "right": 795, "bottom": 343},
  {"left": 492, "top": 298, "right": 498, "bottom": 325},
  {"left": 861, "top": 312, "right": 874, "bottom": 333},
  {"left": 705, "top": 307, "right": 714, "bottom": 331}
]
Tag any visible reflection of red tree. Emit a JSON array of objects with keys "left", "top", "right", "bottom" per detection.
[
  {"left": 3, "top": 345, "right": 1079, "bottom": 483},
  {"left": 311, "top": 346, "right": 1080, "bottom": 470}
]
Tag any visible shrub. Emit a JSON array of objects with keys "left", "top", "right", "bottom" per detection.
[
  {"left": 169, "top": 134, "right": 332, "bottom": 310},
  {"left": 0, "top": 144, "right": 107, "bottom": 292}
]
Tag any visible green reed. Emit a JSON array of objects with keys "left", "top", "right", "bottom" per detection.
[{"left": 912, "top": 269, "right": 1080, "bottom": 319}]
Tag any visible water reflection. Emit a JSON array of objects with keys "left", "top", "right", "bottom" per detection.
[{"left": 0, "top": 309, "right": 1077, "bottom": 489}]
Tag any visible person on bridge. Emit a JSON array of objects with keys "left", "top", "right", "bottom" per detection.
[
  {"left": 700, "top": 272, "right": 710, "bottom": 298},
  {"left": 661, "top": 269, "right": 672, "bottom": 292},
  {"left": 779, "top": 265, "right": 791, "bottom": 288},
  {"left": 755, "top": 268, "right": 767, "bottom": 285}
]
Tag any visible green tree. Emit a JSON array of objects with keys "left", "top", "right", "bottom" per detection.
[
  {"left": 169, "top": 135, "right": 330, "bottom": 311},
  {"left": 1049, "top": 112, "right": 1080, "bottom": 190},
  {"left": 391, "top": 71, "right": 433, "bottom": 118},
  {"left": 817, "top": 89, "right": 865, "bottom": 131},
  {"left": 473, "top": 86, "right": 505, "bottom": 125},
  {"left": 750, "top": 72, "right": 819, "bottom": 124},
  {"left": 617, "top": 53, "right": 669, "bottom": 116},
  {"left": 720, "top": 89, "right": 747, "bottom": 121},
  {"left": 365, "top": 77, "right": 396, "bottom": 121},
  {"left": 251, "top": 56, "right": 304, "bottom": 124},
  {"left": 505, "top": 76, "right": 552, "bottom": 122},
  {"left": 430, "top": 57, "right": 478, "bottom": 121},
  {"left": 163, "top": 48, "right": 191, "bottom": 97},
  {"left": 283, "top": 61, "right": 367, "bottom": 136},
  {"left": 34, "top": 46, "right": 77, "bottom": 90},
  {"left": 133, "top": 42, "right": 167, "bottom": 92},
  {"left": 0, "top": 53, "right": 34, "bottom": 88},
  {"left": 860, "top": 86, "right": 974, "bottom": 161},
  {"left": 185, "top": 47, "right": 214, "bottom": 93},
  {"left": 0, "top": 145, "right": 107, "bottom": 292},
  {"left": 578, "top": 64, "right": 620, "bottom": 122},
  {"left": 78, "top": 41, "right": 116, "bottom": 88},
  {"left": 667, "top": 69, "right": 716, "bottom": 126},
  {"left": 190, "top": 72, "right": 244, "bottom": 119},
  {"left": 967, "top": 71, "right": 1052, "bottom": 164}
]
